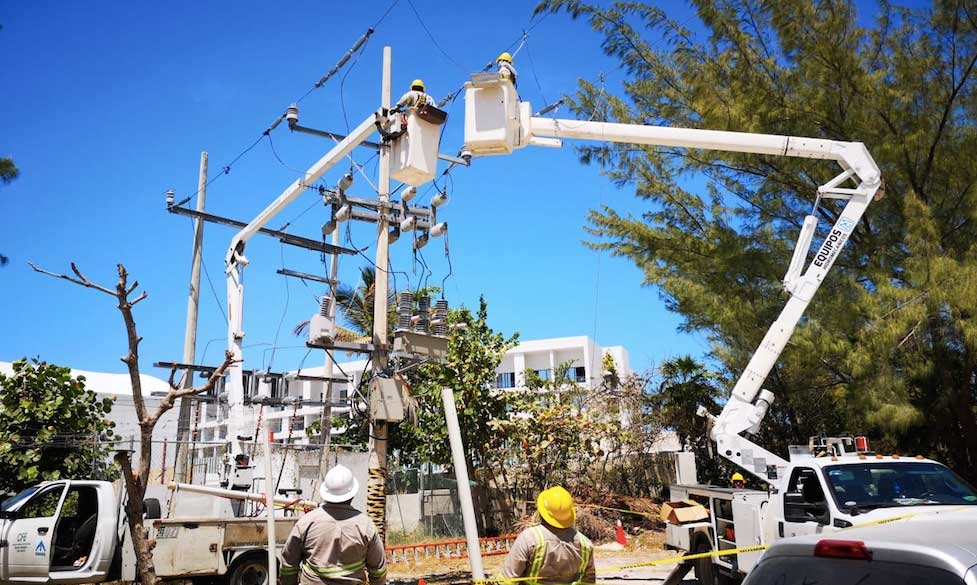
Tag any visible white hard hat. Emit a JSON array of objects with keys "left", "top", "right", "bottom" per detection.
[{"left": 320, "top": 464, "right": 359, "bottom": 503}]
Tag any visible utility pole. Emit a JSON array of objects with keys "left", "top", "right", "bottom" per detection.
[
  {"left": 366, "top": 46, "right": 392, "bottom": 541},
  {"left": 174, "top": 151, "right": 208, "bottom": 483}
]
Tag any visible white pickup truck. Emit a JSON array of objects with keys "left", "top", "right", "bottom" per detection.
[
  {"left": 0, "top": 479, "right": 298, "bottom": 585},
  {"left": 664, "top": 436, "right": 977, "bottom": 584}
]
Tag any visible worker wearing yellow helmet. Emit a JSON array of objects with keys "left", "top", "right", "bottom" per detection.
[
  {"left": 393, "top": 78, "right": 434, "bottom": 113},
  {"left": 731, "top": 472, "right": 746, "bottom": 489},
  {"left": 496, "top": 52, "right": 518, "bottom": 88},
  {"left": 501, "top": 486, "right": 595, "bottom": 584}
]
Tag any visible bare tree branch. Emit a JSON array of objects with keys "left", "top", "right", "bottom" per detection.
[
  {"left": 29, "top": 262, "right": 117, "bottom": 296},
  {"left": 148, "top": 351, "right": 236, "bottom": 427}
]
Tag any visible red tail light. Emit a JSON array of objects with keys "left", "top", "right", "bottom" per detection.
[
  {"left": 814, "top": 539, "right": 872, "bottom": 560},
  {"left": 855, "top": 436, "right": 869, "bottom": 451}
]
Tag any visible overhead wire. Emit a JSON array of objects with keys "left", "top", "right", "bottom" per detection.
[
  {"left": 265, "top": 242, "right": 293, "bottom": 372},
  {"left": 187, "top": 217, "right": 229, "bottom": 325},
  {"left": 405, "top": 0, "right": 468, "bottom": 72}
]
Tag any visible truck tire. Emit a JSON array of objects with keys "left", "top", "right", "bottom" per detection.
[
  {"left": 226, "top": 553, "right": 269, "bottom": 585},
  {"left": 693, "top": 534, "right": 718, "bottom": 585}
]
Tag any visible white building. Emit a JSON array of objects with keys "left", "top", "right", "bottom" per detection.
[
  {"left": 3, "top": 336, "right": 634, "bottom": 450},
  {"left": 493, "top": 335, "right": 630, "bottom": 390}
]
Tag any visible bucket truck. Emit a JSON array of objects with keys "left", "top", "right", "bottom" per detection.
[{"left": 462, "top": 73, "right": 977, "bottom": 583}]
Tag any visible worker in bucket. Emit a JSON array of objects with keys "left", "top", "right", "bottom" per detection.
[
  {"left": 497, "top": 52, "right": 518, "bottom": 88},
  {"left": 279, "top": 465, "right": 387, "bottom": 585},
  {"left": 392, "top": 79, "right": 434, "bottom": 113},
  {"left": 500, "top": 486, "right": 595, "bottom": 584},
  {"left": 731, "top": 472, "right": 746, "bottom": 489}
]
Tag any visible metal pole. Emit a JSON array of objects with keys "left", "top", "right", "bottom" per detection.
[
  {"left": 174, "top": 152, "right": 208, "bottom": 483},
  {"left": 441, "top": 388, "right": 484, "bottom": 580},
  {"left": 315, "top": 230, "right": 341, "bottom": 499},
  {"left": 263, "top": 425, "right": 278, "bottom": 581},
  {"left": 366, "top": 45, "right": 392, "bottom": 542}
]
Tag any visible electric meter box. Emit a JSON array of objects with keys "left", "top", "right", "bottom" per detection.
[
  {"left": 463, "top": 73, "right": 530, "bottom": 156},
  {"left": 369, "top": 377, "right": 405, "bottom": 422},
  {"left": 391, "top": 107, "right": 446, "bottom": 187}
]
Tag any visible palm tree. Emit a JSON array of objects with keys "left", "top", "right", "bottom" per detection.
[
  {"left": 293, "top": 266, "right": 396, "bottom": 341},
  {"left": 1, "top": 157, "right": 18, "bottom": 266}
]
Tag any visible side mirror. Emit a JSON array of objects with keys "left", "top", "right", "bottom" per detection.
[{"left": 0, "top": 510, "right": 15, "bottom": 520}]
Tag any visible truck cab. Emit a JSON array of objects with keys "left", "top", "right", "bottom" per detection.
[
  {"left": 665, "top": 437, "right": 977, "bottom": 583},
  {"left": 768, "top": 448, "right": 977, "bottom": 542},
  {"left": 0, "top": 481, "right": 119, "bottom": 585}
]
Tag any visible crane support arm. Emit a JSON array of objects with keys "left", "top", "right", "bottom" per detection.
[
  {"left": 529, "top": 116, "right": 882, "bottom": 486},
  {"left": 223, "top": 111, "right": 383, "bottom": 451}
]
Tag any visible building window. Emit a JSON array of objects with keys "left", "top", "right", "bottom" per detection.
[
  {"left": 495, "top": 372, "right": 516, "bottom": 389},
  {"left": 535, "top": 369, "right": 552, "bottom": 381},
  {"left": 571, "top": 366, "right": 586, "bottom": 383}
]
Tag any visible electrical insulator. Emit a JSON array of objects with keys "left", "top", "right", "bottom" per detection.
[
  {"left": 431, "top": 299, "right": 449, "bottom": 336},
  {"left": 286, "top": 104, "right": 299, "bottom": 128},
  {"left": 431, "top": 222, "right": 447, "bottom": 237},
  {"left": 335, "top": 204, "right": 351, "bottom": 222},
  {"left": 401, "top": 186, "right": 417, "bottom": 203},
  {"left": 338, "top": 172, "right": 353, "bottom": 191},
  {"left": 395, "top": 291, "right": 412, "bottom": 332},
  {"left": 166, "top": 190, "right": 175, "bottom": 206},
  {"left": 319, "top": 295, "right": 332, "bottom": 317},
  {"left": 431, "top": 192, "right": 448, "bottom": 207},
  {"left": 400, "top": 215, "right": 417, "bottom": 231},
  {"left": 414, "top": 294, "right": 430, "bottom": 334},
  {"left": 322, "top": 220, "right": 337, "bottom": 236}
]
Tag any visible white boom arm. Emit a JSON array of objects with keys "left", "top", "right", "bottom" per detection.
[
  {"left": 223, "top": 113, "right": 380, "bottom": 448},
  {"left": 527, "top": 117, "right": 882, "bottom": 487}
]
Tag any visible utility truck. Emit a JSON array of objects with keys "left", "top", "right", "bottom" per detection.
[
  {"left": 0, "top": 476, "right": 310, "bottom": 585},
  {"left": 459, "top": 72, "right": 977, "bottom": 583}
]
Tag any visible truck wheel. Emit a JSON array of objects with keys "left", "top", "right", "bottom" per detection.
[
  {"left": 693, "top": 535, "right": 718, "bottom": 585},
  {"left": 226, "top": 553, "right": 269, "bottom": 585}
]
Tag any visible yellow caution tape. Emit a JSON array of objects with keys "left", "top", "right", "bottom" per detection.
[{"left": 470, "top": 544, "right": 769, "bottom": 584}]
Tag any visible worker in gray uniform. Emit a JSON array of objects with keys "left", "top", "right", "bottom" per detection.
[
  {"left": 500, "top": 486, "right": 595, "bottom": 584},
  {"left": 279, "top": 465, "right": 387, "bottom": 585}
]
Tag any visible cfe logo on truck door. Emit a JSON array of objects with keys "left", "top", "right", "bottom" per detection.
[{"left": 813, "top": 218, "right": 856, "bottom": 268}]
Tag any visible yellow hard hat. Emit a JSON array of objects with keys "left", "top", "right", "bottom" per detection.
[
  {"left": 537, "top": 486, "right": 575, "bottom": 528},
  {"left": 410, "top": 79, "right": 426, "bottom": 91},
  {"left": 731, "top": 472, "right": 745, "bottom": 482},
  {"left": 497, "top": 52, "right": 512, "bottom": 63}
]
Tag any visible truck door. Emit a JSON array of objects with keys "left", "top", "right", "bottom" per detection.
[
  {"left": 3, "top": 483, "right": 67, "bottom": 583},
  {"left": 780, "top": 467, "right": 830, "bottom": 539}
]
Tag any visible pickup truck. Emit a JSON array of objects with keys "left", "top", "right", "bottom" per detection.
[
  {"left": 0, "top": 479, "right": 298, "bottom": 585},
  {"left": 664, "top": 437, "right": 977, "bottom": 584}
]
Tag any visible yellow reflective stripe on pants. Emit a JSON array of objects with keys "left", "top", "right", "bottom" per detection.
[
  {"left": 280, "top": 564, "right": 300, "bottom": 575},
  {"left": 368, "top": 566, "right": 387, "bottom": 578},
  {"left": 528, "top": 526, "right": 547, "bottom": 584},
  {"left": 301, "top": 558, "right": 367, "bottom": 579}
]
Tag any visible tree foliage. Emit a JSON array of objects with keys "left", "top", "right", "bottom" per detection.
[
  {"left": 536, "top": 0, "right": 977, "bottom": 481},
  {"left": 387, "top": 297, "right": 518, "bottom": 468},
  {"left": 0, "top": 359, "right": 117, "bottom": 494},
  {"left": 651, "top": 356, "right": 728, "bottom": 484}
]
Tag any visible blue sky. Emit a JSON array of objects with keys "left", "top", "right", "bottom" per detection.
[{"left": 2, "top": 1, "right": 722, "bottom": 378}]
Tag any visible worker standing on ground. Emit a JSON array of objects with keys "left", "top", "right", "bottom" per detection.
[
  {"left": 279, "top": 465, "right": 387, "bottom": 585},
  {"left": 496, "top": 52, "right": 518, "bottom": 88},
  {"left": 500, "top": 486, "right": 595, "bottom": 585},
  {"left": 392, "top": 79, "right": 434, "bottom": 112},
  {"left": 731, "top": 472, "right": 746, "bottom": 489}
]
